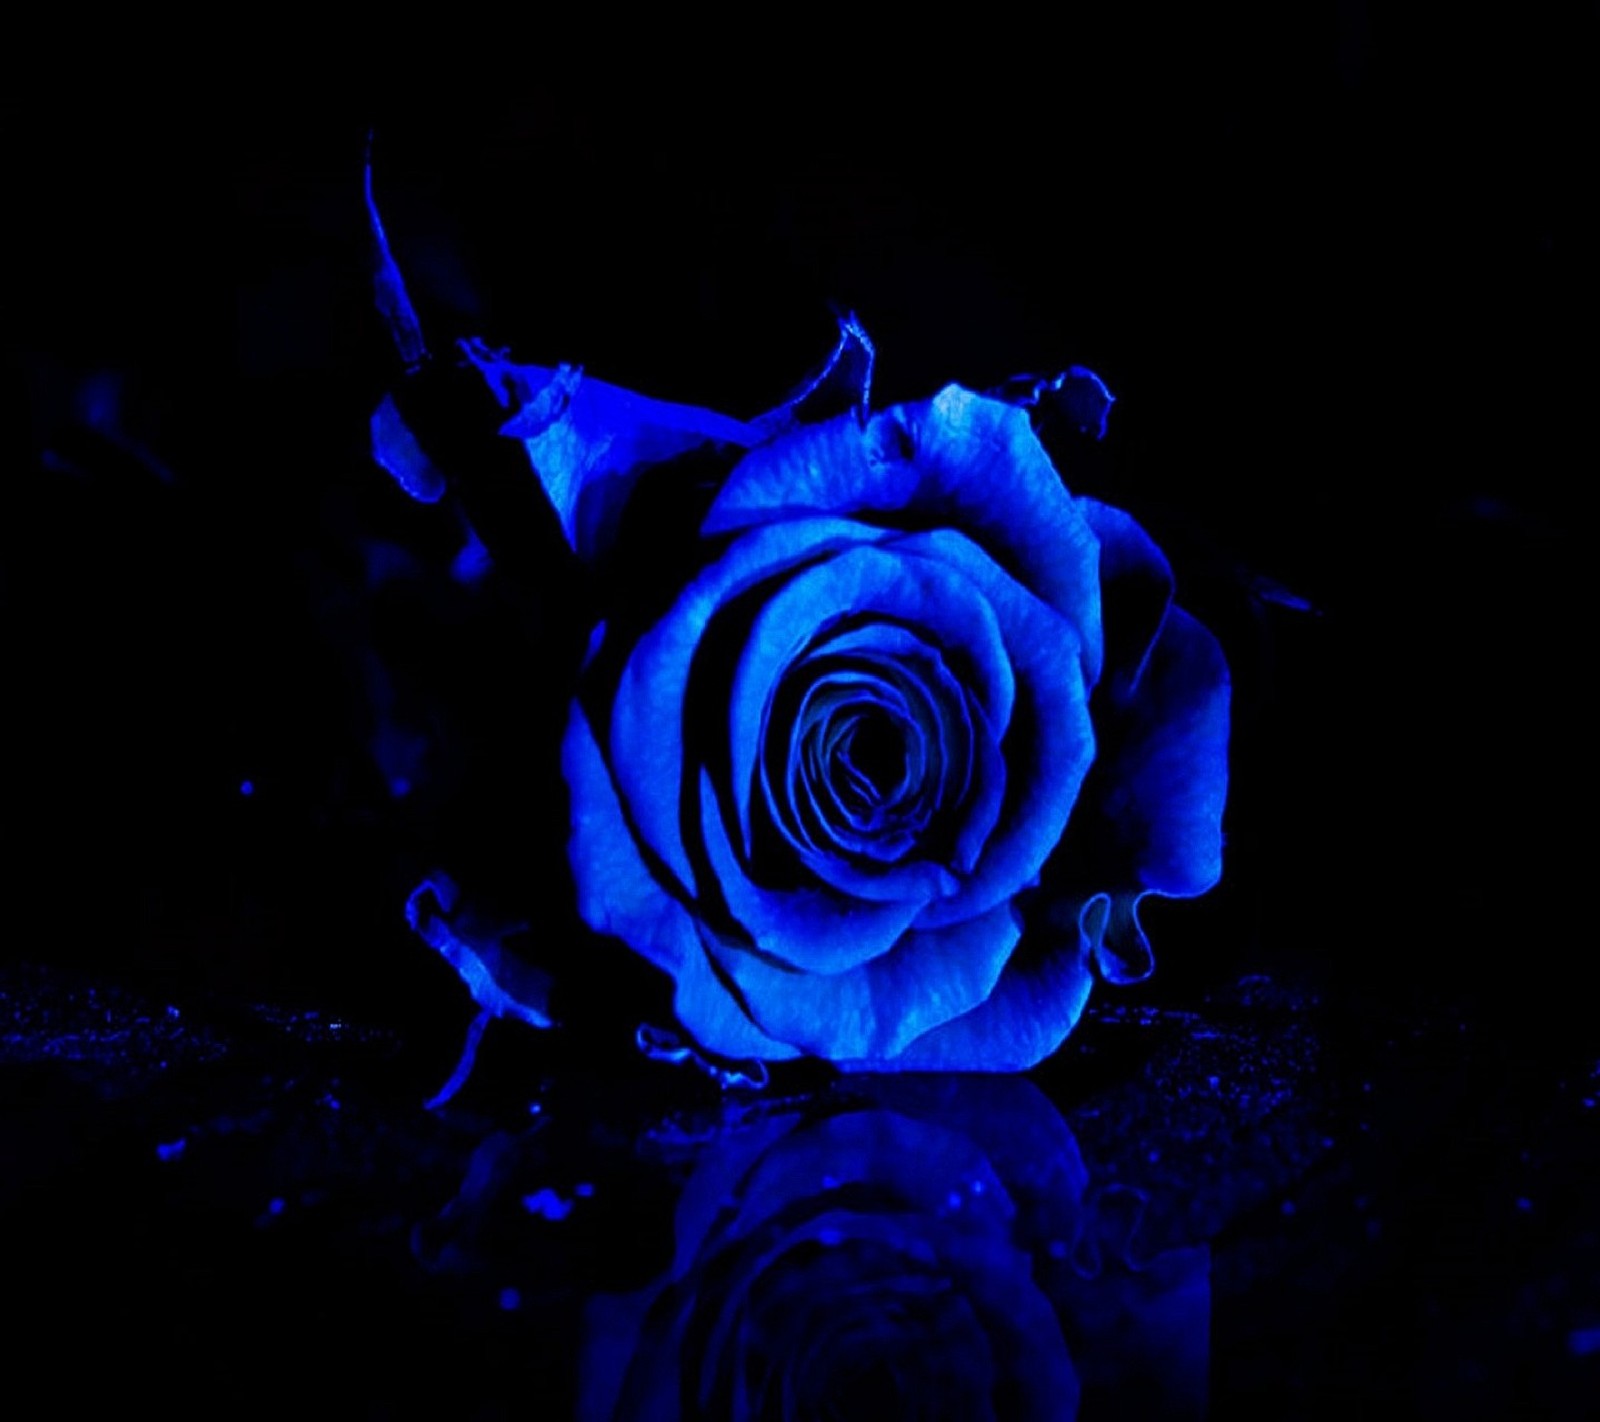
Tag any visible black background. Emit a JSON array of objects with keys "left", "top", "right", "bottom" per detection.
[{"left": 7, "top": 8, "right": 1596, "bottom": 1413}]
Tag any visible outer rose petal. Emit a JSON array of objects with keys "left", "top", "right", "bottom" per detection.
[
  {"left": 465, "top": 343, "right": 762, "bottom": 565},
  {"left": 1079, "top": 499, "right": 1175, "bottom": 694},
  {"left": 705, "top": 900, "right": 1021, "bottom": 1062},
  {"left": 564, "top": 701, "right": 801, "bottom": 1063},
  {"left": 563, "top": 700, "right": 694, "bottom": 976},
  {"left": 1074, "top": 606, "right": 1230, "bottom": 899},
  {"left": 847, "top": 901, "right": 1100, "bottom": 1072},
  {"left": 704, "top": 386, "right": 1105, "bottom": 685},
  {"left": 673, "top": 928, "right": 802, "bottom": 1064}
]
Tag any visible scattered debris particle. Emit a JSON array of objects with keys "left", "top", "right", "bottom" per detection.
[{"left": 521, "top": 1188, "right": 575, "bottom": 1222}]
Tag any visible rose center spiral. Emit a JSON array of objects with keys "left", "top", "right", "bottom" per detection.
[
  {"left": 759, "top": 618, "right": 979, "bottom": 873},
  {"left": 833, "top": 710, "right": 908, "bottom": 807}
]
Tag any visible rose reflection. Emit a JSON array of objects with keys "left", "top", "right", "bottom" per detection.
[{"left": 418, "top": 1076, "right": 1207, "bottom": 1420}]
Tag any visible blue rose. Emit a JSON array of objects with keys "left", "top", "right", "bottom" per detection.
[
  {"left": 455, "top": 330, "right": 1227, "bottom": 1070},
  {"left": 580, "top": 1076, "right": 1209, "bottom": 1421}
]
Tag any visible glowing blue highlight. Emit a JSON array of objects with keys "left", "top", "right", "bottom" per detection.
[
  {"left": 365, "top": 132, "right": 428, "bottom": 371},
  {"left": 371, "top": 393, "right": 447, "bottom": 503},
  {"left": 750, "top": 309, "right": 876, "bottom": 433},
  {"left": 499, "top": 1287, "right": 522, "bottom": 1311},
  {"left": 155, "top": 1139, "right": 186, "bottom": 1162},
  {"left": 1062, "top": 365, "right": 1116, "bottom": 439},
  {"left": 407, "top": 875, "right": 556, "bottom": 1108},
  {"left": 1569, "top": 1327, "right": 1600, "bottom": 1358},
  {"left": 424, "top": 1007, "right": 491, "bottom": 1112},
  {"left": 634, "top": 1022, "right": 768, "bottom": 1091},
  {"left": 522, "top": 1188, "right": 575, "bottom": 1222},
  {"left": 405, "top": 877, "right": 553, "bottom": 1031},
  {"left": 451, "top": 523, "right": 492, "bottom": 584},
  {"left": 239, "top": 780, "right": 254, "bottom": 797},
  {"left": 993, "top": 365, "right": 1117, "bottom": 440}
]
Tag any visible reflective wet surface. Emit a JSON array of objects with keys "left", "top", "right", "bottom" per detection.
[{"left": 5, "top": 960, "right": 1595, "bottom": 1416}]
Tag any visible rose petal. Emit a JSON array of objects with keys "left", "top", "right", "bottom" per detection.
[
  {"left": 609, "top": 518, "right": 887, "bottom": 896},
  {"left": 704, "top": 385, "right": 1105, "bottom": 685},
  {"left": 953, "top": 691, "right": 1008, "bottom": 876},
  {"left": 462, "top": 341, "right": 762, "bottom": 564},
  {"left": 1079, "top": 499, "right": 1175, "bottom": 695},
  {"left": 729, "top": 545, "right": 1016, "bottom": 874},
  {"left": 698, "top": 767, "right": 933, "bottom": 975},
  {"left": 706, "top": 900, "right": 1021, "bottom": 1061},
  {"left": 565, "top": 701, "right": 802, "bottom": 1064},
  {"left": 672, "top": 926, "right": 802, "bottom": 1065},
  {"left": 1071, "top": 605, "right": 1230, "bottom": 899},
  {"left": 1088, "top": 891, "right": 1157, "bottom": 986},
  {"left": 746, "top": 310, "right": 876, "bottom": 436},
  {"left": 854, "top": 906, "right": 1099, "bottom": 1072},
  {"left": 562, "top": 700, "right": 694, "bottom": 976},
  {"left": 887, "top": 530, "right": 1095, "bottom": 930}
]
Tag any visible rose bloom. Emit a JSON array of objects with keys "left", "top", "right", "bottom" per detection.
[{"left": 457, "top": 332, "right": 1228, "bottom": 1071}]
